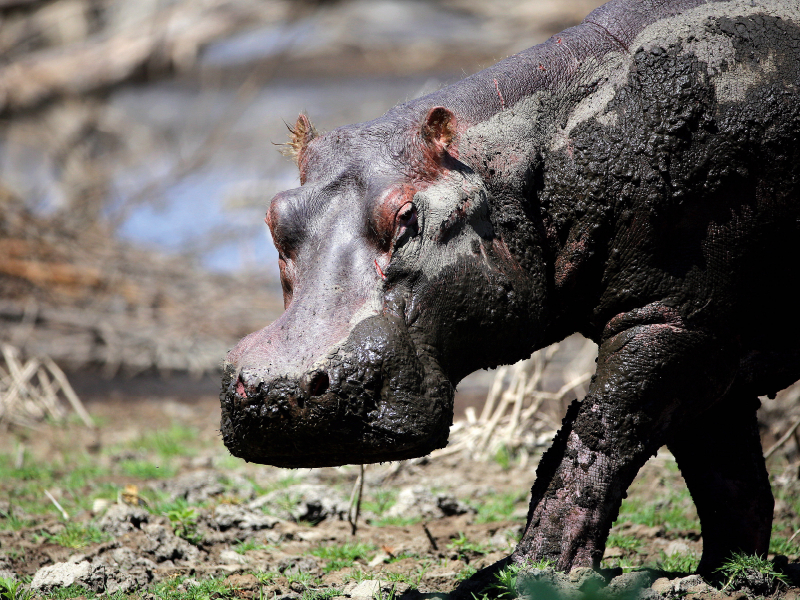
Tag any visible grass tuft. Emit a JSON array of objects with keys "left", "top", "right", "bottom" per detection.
[
  {"left": 42, "top": 522, "right": 110, "bottom": 549},
  {"left": 716, "top": 552, "right": 788, "bottom": 590},
  {"left": 311, "top": 541, "right": 376, "bottom": 573}
]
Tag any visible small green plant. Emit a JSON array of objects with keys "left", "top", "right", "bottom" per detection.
[
  {"left": 286, "top": 571, "right": 322, "bottom": 588},
  {"left": 363, "top": 489, "right": 397, "bottom": 516},
  {"left": 448, "top": 532, "right": 488, "bottom": 558},
  {"left": 655, "top": 549, "right": 699, "bottom": 573},
  {"left": 483, "top": 563, "right": 523, "bottom": 599},
  {"left": 494, "top": 445, "right": 512, "bottom": 471},
  {"left": 716, "top": 552, "right": 788, "bottom": 590},
  {"left": 165, "top": 505, "right": 202, "bottom": 545},
  {"left": 233, "top": 538, "right": 268, "bottom": 554},
  {"left": 0, "top": 577, "right": 32, "bottom": 600},
  {"left": 311, "top": 541, "right": 376, "bottom": 573},
  {"left": 254, "top": 571, "right": 279, "bottom": 585},
  {"left": 42, "top": 522, "right": 110, "bottom": 549},
  {"left": 457, "top": 565, "right": 479, "bottom": 581},
  {"left": 0, "top": 507, "right": 30, "bottom": 532}
]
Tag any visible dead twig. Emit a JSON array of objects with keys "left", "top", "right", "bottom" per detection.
[
  {"left": 347, "top": 464, "right": 365, "bottom": 536},
  {"left": 764, "top": 415, "right": 800, "bottom": 460}
]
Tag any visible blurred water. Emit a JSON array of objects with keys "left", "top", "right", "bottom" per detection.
[{"left": 110, "top": 73, "right": 453, "bottom": 273}]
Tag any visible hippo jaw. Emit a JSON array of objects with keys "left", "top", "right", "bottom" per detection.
[{"left": 220, "top": 312, "right": 454, "bottom": 468}]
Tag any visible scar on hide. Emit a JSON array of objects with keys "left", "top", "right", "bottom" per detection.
[{"left": 493, "top": 78, "right": 506, "bottom": 111}]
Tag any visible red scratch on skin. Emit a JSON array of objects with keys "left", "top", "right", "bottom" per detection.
[
  {"left": 493, "top": 78, "right": 506, "bottom": 111},
  {"left": 375, "top": 259, "right": 386, "bottom": 280},
  {"left": 557, "top": 38, "right": 562, "bottom": 44},
  {"left": 538, "top": 63, "right": 546, "bottom": 71}
]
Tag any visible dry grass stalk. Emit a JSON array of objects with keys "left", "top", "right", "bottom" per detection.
[
  {"left": 0, "top": 343, "right": 93, "bottom": 429},
  {"left": 430, "top": 337, "right": 596, "bottom": 464}
]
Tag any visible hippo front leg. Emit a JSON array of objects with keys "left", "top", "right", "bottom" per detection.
[{"left": 512, "top": 305, "right": 738, "bottom": 571}]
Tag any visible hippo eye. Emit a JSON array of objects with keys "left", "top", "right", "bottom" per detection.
[{"left": 395, "top": 202, "right": 418, "bottom": 243}]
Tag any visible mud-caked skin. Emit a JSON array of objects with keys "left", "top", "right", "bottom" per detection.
[{"left": 221, "top": 0, "right": 800, "bottom": 577}]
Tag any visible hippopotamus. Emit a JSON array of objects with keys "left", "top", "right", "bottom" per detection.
[{"left": 220, "top": 0, "right": 800, "bottom": 576}]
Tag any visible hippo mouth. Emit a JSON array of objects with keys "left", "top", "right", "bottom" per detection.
[{"left": 219, "top": 314, "right": 454, "bottom": 468}]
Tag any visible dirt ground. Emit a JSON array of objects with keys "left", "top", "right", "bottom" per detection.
[{"left": 1, "top": 391, "right": 799, "bottom": 600}]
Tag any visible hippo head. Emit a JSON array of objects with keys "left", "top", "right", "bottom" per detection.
[{"left": 220, "top": 106, "right": 547, "bottom": 467}]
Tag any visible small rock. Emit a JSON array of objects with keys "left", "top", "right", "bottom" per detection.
[
  {"left": 369, "top": 552, "right": 391, "bottom": 567},
  {"left": 650, "top": 577, "right": 673, "bottom": 594},
  {"left": 383, "top": 486, "right": 473, "bottom": 521},
  {"left": 220, "top": 549, "right": 248, "bottom": 565},
  {"left": 250, "top": 485, "right": 349, "bottom": 522},
  {"left": 350, "top": 579, "right": 382, "bottom": 598},
  {"left": 212, "top": 504, "right": 280, "bottom": 531},
  {"left": 673, "top": 574, "right": 706, "bottom": 594},
  {"left": 665, "top": 541, "right": 692, "bottom": 557},
  {"left": 568, "top": 566, "right": 605, "bottom": 593},
  {"left": 603, "top": 571, "right": 654, "bottom": 598},
  {"left": 603, "top": 546, "right": 625, "bottom": 559},
  {"left": 141, "top": 523, "right": 200, "bottom": 563},
  {"left": 30, "top": 560, "right": 105, "bottom": 593},
  {"left": 278, "top": 556, "right": 320, "bottom": 575},
  {"left": 92, "top": 498, "right": 111, "bottom": 514},
  {"left": 97, "top": 502, "right": 150, "bottom": 536}
]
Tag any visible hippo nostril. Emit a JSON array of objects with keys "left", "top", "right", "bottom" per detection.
[{"left": 309, "top": 371, "right": 330, "bottom": 397}]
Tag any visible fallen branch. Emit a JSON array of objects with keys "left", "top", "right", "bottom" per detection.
[{"left": 764, "top": 415, "right": 800, "bottom": 460}]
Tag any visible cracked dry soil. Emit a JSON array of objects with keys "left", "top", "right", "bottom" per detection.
[{"left": 1, "top": 394, "right": 799, "bottom": 600}]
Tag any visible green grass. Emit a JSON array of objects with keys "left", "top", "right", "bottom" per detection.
[
  {"left": 301, "top": 589, "right": 342, "bottom": 600},
  {"left": 126, "top": 424, "right": 199, "bottom": 458},
  {"left": 119, "top": 459, "right": 177, "bottom": 480},
  {"left": 769, "top": 535, "right": 799, "bottom": 556},
  {"left": 362, "top": 489, "right": 397, "bottom": 516},
  {"left": 147, "top": 576, "right": 237, "bottom": 600},
  {"left": 41, "top": 522, "right": 111, "bottom": 549},
  {"left": 286, "top": 571, "right": 323, "bottom": 588},
  {"left": 474, "top": 491, "right": 527, "bottom": 524},
  {"left": 654, "top": 549, "right": 699, "bottom": 573},
  {"left": 0, "top": 506, "right": 31, "bottom": 532},
  {"left": 370, "top": 514, "right": 422, "bottom": 527},
  {"left": 614, "top": 488, "right": 700, "bottom": 532},
  {"left": 447, "top": 532, "right": 489, "bottom": 558},
  {"left": 716, "top": 552, "right": 789, "bottom": 590},
  {"left": 233, "top": 538, "right": 269, "bottom": 554},
  {"left": 605, "top": 533, "right": 643, "bottom": 553},
  {"left": 494, "top": 445, "right": 513, "bottom": 471},
  {"left": 310, "top": 541, "right": 377, "bottom": 573}
]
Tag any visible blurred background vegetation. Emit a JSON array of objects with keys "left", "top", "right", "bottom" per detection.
[{"left": 0, "top": 0, "right": 604, "bottom": 386}]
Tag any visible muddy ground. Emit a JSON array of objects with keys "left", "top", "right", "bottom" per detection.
[{"left": 1, "top": 391, "right": 799, "bottom": 600}]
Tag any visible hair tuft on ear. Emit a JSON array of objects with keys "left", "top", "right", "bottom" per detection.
[{"left": 278, "top": 113, "right": 318, "bottom": 165}]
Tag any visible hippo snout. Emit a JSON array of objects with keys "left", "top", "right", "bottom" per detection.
[{"left": 220, "top": 314, "right": 454, "bottom": 467}]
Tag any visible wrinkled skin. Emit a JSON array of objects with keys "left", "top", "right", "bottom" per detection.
[{"left": 222, "top": 0, "right": 800, "bottom": 577}]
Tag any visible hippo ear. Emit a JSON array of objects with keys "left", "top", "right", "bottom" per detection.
[
  {"left": 280, "top": 113, "right": 318, "bottom": 166},
  {"left": 421, "top": 106, "right": 456, "bottom": 155}
]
